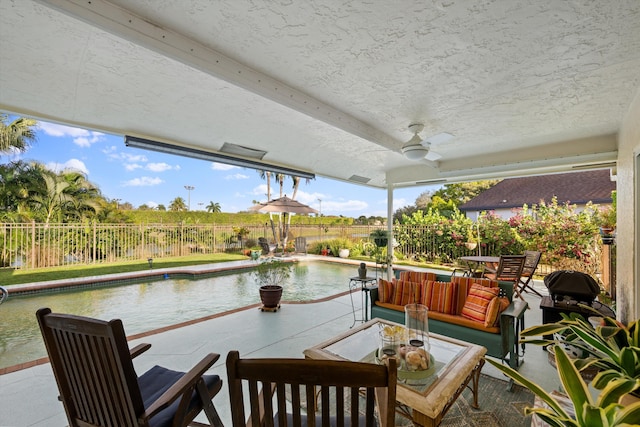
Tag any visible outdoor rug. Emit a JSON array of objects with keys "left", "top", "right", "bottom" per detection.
[{"left": 436, "top": 374, "right": 535, "bottom": 427}]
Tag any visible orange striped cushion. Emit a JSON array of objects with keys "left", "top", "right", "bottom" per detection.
[
  {"left": 461, "top": 284, "right": 500, "bottom": 323},
  {"left": 450, "top": 276, "right": 500, "bottom": 314},
  {"left": 422, "top": 281, "right": 454, "bottom": 314},
  {"left": 378, "top": 279, "right": 394, "bottom": 303},
  {"left": 398, "top": 271, "right": 437, "bottom": 284},
  {"left": 485, "top": 296, "right": 510, "bottom": 327},
  {"left": 390, "top": 280, "right": 418, "bottom": 305}
]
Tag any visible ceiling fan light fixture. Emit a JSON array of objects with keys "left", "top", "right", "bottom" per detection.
[
  {"left": 402, "top": 143, "right": 430, "bottom": 160},
  {"left": 402, "top": 125, "right": 429, "bottom": 160}
]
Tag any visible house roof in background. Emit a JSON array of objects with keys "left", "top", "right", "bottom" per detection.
[{"left": 459, "top": 170, "right": 616, "bottom": 211}]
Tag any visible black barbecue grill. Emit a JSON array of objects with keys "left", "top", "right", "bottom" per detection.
[{"left": 540, "top": 270, "right": 615, "bottom": 328}]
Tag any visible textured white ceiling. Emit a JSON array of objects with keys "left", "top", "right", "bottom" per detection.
[{"left": 1, "top": 0, "right": 639, "bottom": 188}]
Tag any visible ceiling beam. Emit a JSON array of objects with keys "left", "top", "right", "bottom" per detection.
[{"left": 36, "top": 0, "right": 400, "bottom": 151}]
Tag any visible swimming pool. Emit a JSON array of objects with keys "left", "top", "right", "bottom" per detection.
[{"left": 0, "top": 261, "right": 364, "bottom": 370}]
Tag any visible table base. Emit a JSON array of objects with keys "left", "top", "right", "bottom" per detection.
[{"left": 397, "top": 359, "right": 485, "bottom": 427}]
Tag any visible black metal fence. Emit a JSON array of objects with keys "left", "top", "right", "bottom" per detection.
[{"left": 0, "top": 222, "right": 602, "bottom": 278}]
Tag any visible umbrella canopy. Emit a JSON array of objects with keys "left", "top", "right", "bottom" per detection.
[{"left": 250, "top": 196, "right": 318, "bottom": 214}]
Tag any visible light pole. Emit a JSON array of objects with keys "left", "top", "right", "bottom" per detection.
[
  {"left": 184, "top": 185, "right": 194, "bottom": 211},
  {"left": 113, "top": 198, "right": 121, "bottom": 210}
]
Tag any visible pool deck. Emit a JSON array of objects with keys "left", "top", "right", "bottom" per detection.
[{"left": 0, "top": 257, "right": 558, "bottom": 426}]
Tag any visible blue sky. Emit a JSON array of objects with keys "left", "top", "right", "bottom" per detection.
[{"left": 4, "top": 119, "right": 437, "bottom": 217}]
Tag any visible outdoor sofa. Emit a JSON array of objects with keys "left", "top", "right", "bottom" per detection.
[{"left": 369, "top": 270, "right": 528, "bottom": 369}]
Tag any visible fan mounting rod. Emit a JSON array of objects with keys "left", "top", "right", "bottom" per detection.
[{"left": 408, "top": 123, "right": 424, "bottom": 134}]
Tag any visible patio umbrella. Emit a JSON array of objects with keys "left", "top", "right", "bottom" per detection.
[
  {"left": 251, "top": 196, "right": 319, "bottom": 215},
  {"left": 249, "top": 196, "right": 318, "bottom": 248}
]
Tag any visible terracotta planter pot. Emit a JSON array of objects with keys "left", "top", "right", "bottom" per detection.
[{"left": 259, "top": 285, "right": 283, "bottom": 308}]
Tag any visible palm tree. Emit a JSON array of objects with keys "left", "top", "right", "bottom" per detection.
[
  {"left": 29, "top": 169, "right": 73, "bottom": 223},
  {"left": 0, "top": 114, "right": 37, "bottom": 153},
  {"left": 206, "top": 201, "right": 221, "bottom": 213},
  {"left": 169, "top": 197, "right": 187, "bottom": 212},
  {"left": 258, "top": 170, "right": 272, "bottom": 201}
]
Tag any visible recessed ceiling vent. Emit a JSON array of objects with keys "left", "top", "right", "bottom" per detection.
[
  {"left": 220, "top": 142, "right": 267, "bottom": 160},
  {"left": 348, "top": 175, "right": 371, "bottom": 184},
  {"left": 415, "top": 179, "right": 447, "bottom": 185},
  {"left": 571, "top": 162, "right": 617, "bottom": 170}
]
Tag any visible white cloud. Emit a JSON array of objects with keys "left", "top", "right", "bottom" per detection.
[
  {"left": 121, "top": 153, "right": 148, "bottom": 162},
  {"left": 45, "top": 159, "right": 89, "bottom": 175},
  {"left": 122, "top": 177, "right": 163, "bottom": 187},
  {"left": 211, "top": 162, "right": 237, "bottom": 171},
  {"left": 125, "top": 163, "right": 142, "bottom": 171},
  {"left": 146, "top": 162, "right": 174, "bottom": 172},
  {"left": 146, "top": 201, "right": 159, "bottom": 208},
  {"left": 225, "top": 173, "right": 249, "bottom": 180},
  {"left": 39, "top": 122, "right": 89, "bottom": 138},
  {"left": 39, "top": 122, "right": 105, "bottom": 147}
]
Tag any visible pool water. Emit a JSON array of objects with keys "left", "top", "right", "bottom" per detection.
[{"left": 0, "top": 261, "right": 364, "bottom": 370}]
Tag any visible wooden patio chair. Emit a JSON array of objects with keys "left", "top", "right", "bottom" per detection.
[
  {"left": 258, "top": 237, "right": 277, "bottom": 256},
  {"left": 483, "top": 255, "right": 527, "bottom": 300},
  {"left": 36, "top": 307, "right": 223, "bottom": 427},
  {"left": 294, "top": 236, "right": 307, "bottom": 254},
  {"left": 226, "top": 350, "right": 397, "bottom": 427},
  {"left": 516, "top": 250, "right": 543, "bottom": 297}
]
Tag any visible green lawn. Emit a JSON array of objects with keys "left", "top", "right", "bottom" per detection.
[{"left": 0, "top": 254, "right": 247, "bottom": 286}]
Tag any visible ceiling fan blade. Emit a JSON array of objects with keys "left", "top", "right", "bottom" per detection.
[{"left": 425, "top": 150, "right": 442, "bottom": 161}]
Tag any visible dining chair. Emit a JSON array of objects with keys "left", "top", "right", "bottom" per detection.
[
  {"left": 226, "top": 350, "right": 397, "bottom": 427},
  {"left": 36, "top": 307, "right": 224, "bottom": 427},
  {"left": 483, "top": 255, "right": 527, "bottom": 300},
  {"left": 516, "top": 250, "right": 543, "bottom": 297}
]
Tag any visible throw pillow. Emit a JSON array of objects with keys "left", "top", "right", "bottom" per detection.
[
  {"left": 391, "top": 280, "right": 419, "bottom": 305},
  {"left": 398, "top": 271, "right": 437, "bottom": 284},
  {"left": 421, "top": 281, "right": 454, "bottom": 313},
  {"left": 484, "top": 296, "right": 511, "bottom": 327},
  {"left": 461, "top": 284, "right": 500, "bottom": 323},
  {"left": 450, "top": 276, "right": 501, "bottom": 314},
  {"left": 378, "top": 279, "right": 394, "bottom": 303}
]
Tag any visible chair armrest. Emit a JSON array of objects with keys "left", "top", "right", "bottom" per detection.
[
  {"left": 129, "top": 343, "right": 151, "bottom": 359},
  {"left": 500, "top": 300, "right": 528, "bottom": 320},
  {"left": 140, "top": 352, "right": 220, "bottom": 421}
]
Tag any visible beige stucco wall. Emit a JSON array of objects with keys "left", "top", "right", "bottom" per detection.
[{"left": 616, "top": 87, "right": 640, "bottom": 323}]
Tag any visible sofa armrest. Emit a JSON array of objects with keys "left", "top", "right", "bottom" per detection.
[
  {"left": 369, "top": 286, "right": 380, "bottom": 303},
  {"left": 499, "top": 300, "right": 528, "bottom": 369},
  {"left": 500, "top": 300, "right": 528, "bottom": 320}
]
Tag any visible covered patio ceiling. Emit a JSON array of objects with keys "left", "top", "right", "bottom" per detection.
[{"left": 1, "top": 0, "right": 639, "bottom": 189}]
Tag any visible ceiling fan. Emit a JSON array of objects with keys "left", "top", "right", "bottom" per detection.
[{"left": 401, "top": 123, "right": 452, "bottom": 161}]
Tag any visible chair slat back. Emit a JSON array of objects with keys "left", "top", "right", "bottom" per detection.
[
  {"left": 226, "top": 351, "right": 397, "bottom": 427},
  {"left": 294, "top": 237, "right": 307, "bottom": 254},
  {"left": 521, "top": 250, "right": 542, "bottom": 277},
  {"left": 495, "top": 255, "right": 526, "bottom": 282},
  {"left": 37, "top": 308, "right": 144, "bottom": 427}
]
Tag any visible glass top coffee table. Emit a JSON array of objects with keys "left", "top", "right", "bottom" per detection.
[{"left": 303, "top": 318, "right": 486, "bottom": 427}]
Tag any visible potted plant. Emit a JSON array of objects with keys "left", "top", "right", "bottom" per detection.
[
  {"left": 370, "top": 229, "right": 389, "bottom": 248},
  {"left": 252, "top": 258, "right": 293, "bottom": 311},
  {"left": 597, "top": 193, "right": 617, "bottom": 244},
  {"left": 487, "top": 345, "right": 640, "bottom": 426},
  {"left": 518, "top": 310, "right": 640, "bottom": 401},
  {"left": 465, "top": 228, "right": 478, "bottom": 250},
  {"left": 233, "top": 226, "right": 251, "bottom": 245}
]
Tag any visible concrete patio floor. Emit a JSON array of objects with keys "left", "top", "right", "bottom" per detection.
[{"left": 0, "top": 260, "right": 559, "bottom": 426}]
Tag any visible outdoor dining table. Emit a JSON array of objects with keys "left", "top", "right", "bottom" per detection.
[{"left": 458, "top": 255, "right": 500, "bottom": 277}]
